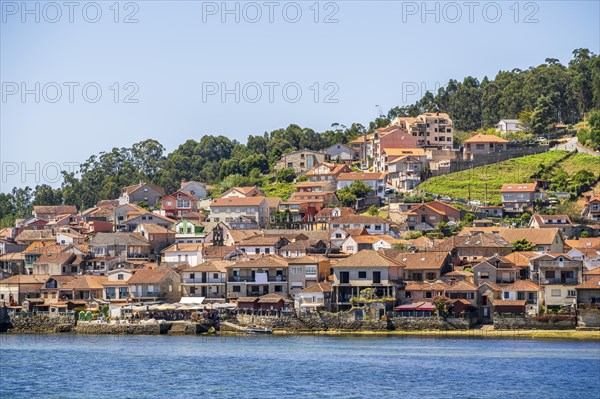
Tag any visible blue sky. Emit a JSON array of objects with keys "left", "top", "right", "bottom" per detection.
[{"left": 1, "top": 0, "right": 599, "bottom": 191}]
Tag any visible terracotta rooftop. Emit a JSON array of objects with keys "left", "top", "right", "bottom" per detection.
[
  {"left": 503, "top": 280, "right": 542, "bottom": 291},
  {"left": 299, "top": 282, "right": 333, "bottom": 294},
  {"left": 61, "top": 275, "right": 107, "bottom": 290},
  {"left": 211, "top": 196, "right": 267, "bottom": 207},
  {"left": 397, "top": 253, "right": 448, "bottom": 270},
  {"left": 576, "top": 277, "right": 600, "bottom": 289},
  {"left": 404, "top": 281, "right": 450, "bottom": 291},
  {"left": 337, "top": 172, "right": 386, "bottom": 181},
  {"left": 334, "top": 250, "right": 403, "bottom": 268},
  {"left": 0, "top": 274, "right": 49, "bottom": 284},
  {"left": 499, "top": 228, "right": 561, "bottom": 246},
  {"left": 229, "top": 255, "right": 289, "bottom": 269},
  {"left": 127, "top": 269, "right": 173, "bottom": 284},
  {"left": 463, "top": 134, "right": 509, "bottom": 144},
  {"left": 446, "top": 280, "right": 478, "bottom": 291},
  {"left": 501, "top": 183, "right": 537, "bottom": 193},
  {"left": 331, "top": 215, "right": 388, "bottom": 225}
]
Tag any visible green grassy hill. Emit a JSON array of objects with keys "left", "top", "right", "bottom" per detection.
[{"left": 418, "top": 151, "right": 600, "bottom": 205}]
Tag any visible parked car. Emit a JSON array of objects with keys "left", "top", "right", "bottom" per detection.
[{"left": 440, "top": 196, "right": 452, "bottom": 202}]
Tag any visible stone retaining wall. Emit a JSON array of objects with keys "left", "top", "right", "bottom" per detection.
[
  {"left": 577, "top": 309, "right": 600, "bottom": 328},
  {"left": 74, "top": 321, "right": 166, "bottom": 335},
  {"left": 494, "top": 315, "right": 576, "bottom": 330},
  {"left": 8, "top": 314, "right": 76, "bottom": 333},
  {"left": 235, "top": 313, "right": 472, "bottom": 332}
]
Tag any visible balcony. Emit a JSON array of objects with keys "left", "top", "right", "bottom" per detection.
[
  {"left": 541, "top": 278, "right": 579, "bottom": 285},
  {"left": 130, "top": 292, "right": 160, "bottom": 298},
  {"left": 230, "top": 276, "right": 287, "bottom": 283},
  {"left": 183, "top": 278, "right": 226, "bottom": 284},
  {"left": 539, "top": 261, "right": 581, "bottom": 269}
]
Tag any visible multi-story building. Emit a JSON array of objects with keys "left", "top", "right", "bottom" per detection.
[
  {"left": 274, "top": 150, "right": 329, "bottom": 175},
  {"left": 287, "top": 255, "right": 330, "bottom": 295},
  {"left": 180, "top": 261, "right": 230, "bottom": 301},
  {"left": 336, "top": 172, "right": 387, "bottom": 198},
  {"left": 161, "top": 190, "right": 200, "bottom": 219},
  {"left": 582, "top": 194, "right": 600, "bottom": 222},
  {"left": 226, "top": 256, "right": 289, "bottom": 299},
  {"left": 531, "top": 253, "right": 583, "bottom": 309},
  {"left": 529, "top": 214, "right": 574, "bottom": 237},
  {"left": 328, "top": 215, "right": 391, "bottom": 235},
  {"left": 386, "top": 156, "right": 423, "bottom": 192},
  {"left": 393, "top": 112, "right": 454, "bottom": 149},
  {"left": 209, "top": 196, "right": 270, "bottom": 229},
  {"left": 331, "top": 250, "right": 403, "bottom": 311},
  {"left": 118, "top": 181, "right": 165, "bottom": 208},
  {"left": 174, "top": 220, "right": 209, "bottom": 243},
  {"left": 325, "top": 144, "right": 355, "bottom": 163},
  {"left": 305, "top": 162, "right": 352, "bottom": 183},
  {"left": 127, "top": 269, "right": 181, "bottom": 302},
  {"left": 462, "top": 134, "right": 509, "bottom": 161},
  {"left": 501, "top": 183, "right": 542, "bottom": 213}
]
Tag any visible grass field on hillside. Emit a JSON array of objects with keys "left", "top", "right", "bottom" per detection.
[{"left": 418, "top": 151, "right": 600, "bottom": 204}]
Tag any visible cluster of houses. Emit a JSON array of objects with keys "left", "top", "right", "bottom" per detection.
[
  {"left": 273, "top": 113, "right": 536, "bottom": 197},
  {"left": 0, "top": 115, "right": 597, "bottom": 322},
  {"left": 0, "top": 180, "right": 599, "bottom": 322}
]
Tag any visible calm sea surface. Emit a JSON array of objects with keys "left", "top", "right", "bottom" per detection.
[{"left": 1, "top": 334, "right": 599, "bottom": 398}]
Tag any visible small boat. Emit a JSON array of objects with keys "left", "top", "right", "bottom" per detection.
[{"left": 246, "top": 327, "right": 272, "bottom": 334}]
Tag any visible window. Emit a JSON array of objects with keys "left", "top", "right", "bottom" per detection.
[
  {"left": 480, "top": 272, "right": 489, "bottom": 279},
  {"left": 117, "top": 274, "right": 124, "bottom": 281},
  {"left": 255, "top": 248, "right": 260, "bottom": 254},
  {"left": 503, "top": 292, "right": 510, "bottom": 299},
  {"left": 358, "top": 271, "right": 367, "bottom": 279},
  {"left": 425, "top": 292, "right": 433, "bottom": 299},
  {"left": 190, "top": 273, "right": 195, "bottom": 280},
  {"left": 371, "top": 271, "right": 381, "bottom": 284},
  {"left": 232, "top": 286, "right": 241, "bottom": 292},
  {"left": 551, "top": 289, "right": 561, "bottom": 297},
  {"left": 567, "top": 290, "right": 576, "bottom": 298},
  {"left": 425, "top": 272, "right": 436, "bottom": 280},
  {"left": 405, "top": 291, "right": 412, "bottom": 298},
  {"left": 213, "top": 273, "right": 219, "bottom": 279},
  {"left": 340, "top": 272, "right": 350, "bottom": 284},
  {"left": 274, "top": 285, "right": 282, "bottom": 292},
  {"left": 517, "top": 292, "right": 525, "bottom": 300},
  {"left": 528, "top": 292, "right": 535, "bottom": 300},
  {"left": 546, "top": 271, "right": 555, "bottom": 279},
  {"left": 265, "top": 248, "right": 270, "bottom": 254},
  {"left": 190, "top": 287, "right": 196, "bottom": 294}
]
